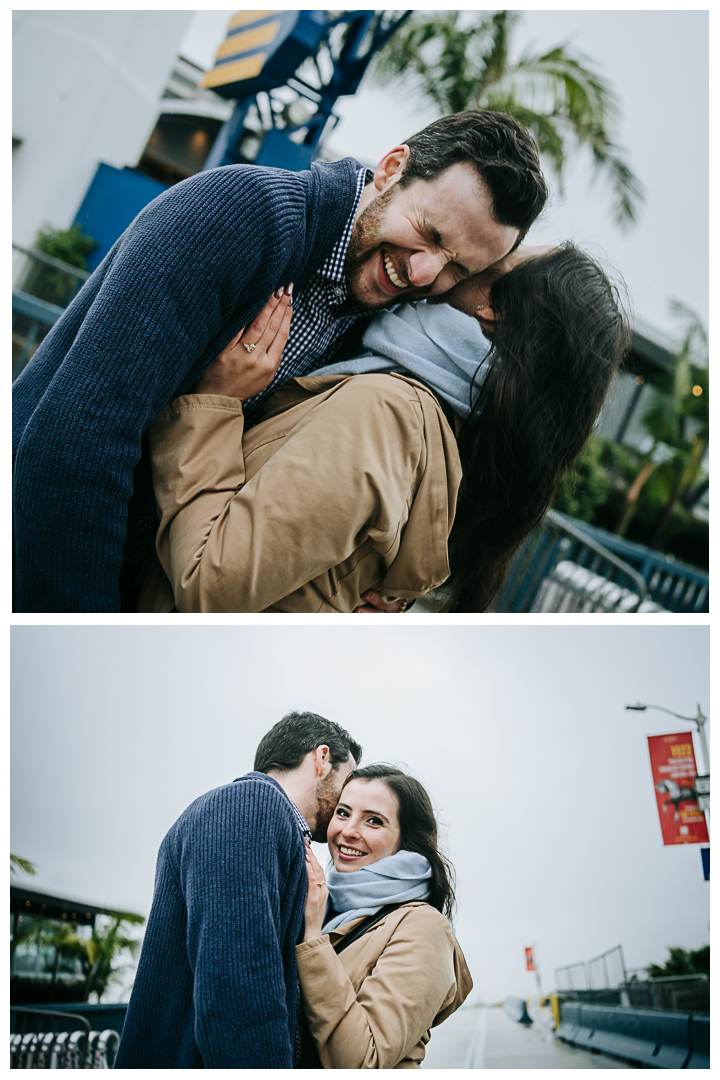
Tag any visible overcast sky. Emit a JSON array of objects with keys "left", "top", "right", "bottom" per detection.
[
  {"left": 11, "top": 625, "right": 709, "bottom": 1003},
  {"left": 180, "top": 8, "right": 709, "bottom": 344}
]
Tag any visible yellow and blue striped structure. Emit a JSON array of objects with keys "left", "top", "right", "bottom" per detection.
[{"left": 201, "top": 10, "right": 327, "bottom": 100}]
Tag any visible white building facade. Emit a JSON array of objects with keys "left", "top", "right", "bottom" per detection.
[{"left": 12, "top": 9, "right": 194, "bottom": 247}]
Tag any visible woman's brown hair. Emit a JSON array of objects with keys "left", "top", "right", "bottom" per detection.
[{"left": 341, "top": 764, "right": 456, "bottom": 921}]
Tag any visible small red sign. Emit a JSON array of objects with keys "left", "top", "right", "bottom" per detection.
[
  {"left": 647, "top": 732, "right": 709, "bottom": 845},
  {"left": 525, "top": 947, "right": 535, "bottom": 971}
]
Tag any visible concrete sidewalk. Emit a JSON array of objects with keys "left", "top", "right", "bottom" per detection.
[{"left": 423, "top": 1003, "right": 633, "bottom": 1069}]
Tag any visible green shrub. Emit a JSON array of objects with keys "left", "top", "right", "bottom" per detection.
[{"left": 20, "top": 223, "right": 97, "bottom": 306}]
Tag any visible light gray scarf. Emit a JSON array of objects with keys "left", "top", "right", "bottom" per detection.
[
  {"left": 322, "top": 850, "right": 433, "bottom": 933},
  {"left": 312, "top": 301, "right": 492, "bottom": 419}
]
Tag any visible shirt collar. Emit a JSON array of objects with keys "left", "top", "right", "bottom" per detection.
[
  {"left": 288, "top": 798, "right": 312, "bottom": 841},
  {"left": 319, "top": 167, "right": 368, "bottom": 289},
  {"left": 235, "top": 772, "right": 312, "bottom": 839}
]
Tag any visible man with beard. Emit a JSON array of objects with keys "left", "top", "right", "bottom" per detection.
[
  {"left": 115, "top": 711, "right": 361, "bottom": 1069},
  {"left": 13, "top": 109, "right": 547, "bottom": 613}
]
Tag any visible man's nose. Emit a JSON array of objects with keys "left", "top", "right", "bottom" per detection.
[
  {"left": 428, "top": 263, "right": 478, "bottom": 297},
  {"left": 407, "top": 250, "right": 448, "bottom": 288}
]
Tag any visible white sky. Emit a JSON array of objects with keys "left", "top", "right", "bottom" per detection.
[
  {"left": 179, "top": 8, "right": 709, "bottom": 343},
  {"left": 11, "top": 625, "right": 709, "bottom": 1003}
]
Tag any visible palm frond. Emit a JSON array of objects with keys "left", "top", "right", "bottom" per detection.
[
  {"left": 482, "top": 92, "right": 566, "bottom": 180},
  {"left": 481, "top": 11, "right": 521, "bottom": 90},
  {"left": 107, "top": 908, "right": 146, "bottom": 925},
  {"left": 10, "top": 854, "right": 36, "bottom": 876},
  {"left": 668, "top": 300, "right": 709, "bottom": 361},
  {"left": 371, "top": 10, "right": 645, "bottom": 229}
]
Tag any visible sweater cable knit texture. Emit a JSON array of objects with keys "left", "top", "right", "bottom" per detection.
[
  {"left": 114, "top": 773, "right": 308, "bottom": 1069},
  {"left": 13, "top": 159, "right": 359, "bottom": 612}
]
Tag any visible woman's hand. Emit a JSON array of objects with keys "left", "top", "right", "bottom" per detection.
[
  {"left": 303, "top": 840, "right": 329, "bottom": 942},
  {"left": 353, "top": 585, "right": 407, "bottom": 613},
  {"left": 191, "top": 285, "right": 293, "bottom": 400}
]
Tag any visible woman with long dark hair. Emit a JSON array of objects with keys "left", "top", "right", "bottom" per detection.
[
  {"left": 443, "top": 242, "right": 628, "bottom": 611},
  {"left": 136, "top": 243, "right": 627, "bottom": 613},
  {"left": 297, "top": 764, "right": 470, "bottom": 1069}
]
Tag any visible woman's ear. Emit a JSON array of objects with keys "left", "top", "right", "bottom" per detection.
[
  {"left": 372, "top": 145, "right": 411, "bottom": 193},
  {"left": 476, "top": 303, "right": 497, "bottom": 323}
]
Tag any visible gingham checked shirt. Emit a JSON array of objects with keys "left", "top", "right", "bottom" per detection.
[{"left": 242, "top": 168, "right": 371, "bottom": 427}]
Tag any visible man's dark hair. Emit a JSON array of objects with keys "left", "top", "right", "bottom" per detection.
[
  {"left": 400, "top": 110, "right": 547, "bottom": 235},
  {"left": 254, "top": 711, "right": 362, "bottom": 774}
]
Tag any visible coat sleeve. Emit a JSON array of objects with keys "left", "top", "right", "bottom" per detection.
[
  {"left": 182, "top": 782, "right": 302, "bottom": 1068},
  {"left": 12, "top": 167, "right": 294, "bottom": 612},
  {"left": 149, "top": 377, "right": 427, "bottom": 612},
  {"left": 296, "top": 908, "right": 458, "bottom": 1069}
]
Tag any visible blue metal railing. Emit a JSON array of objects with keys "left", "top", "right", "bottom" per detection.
[
  {"left": 493, "top": 511, "right": 708, "bottom": 614},
  {"left": 414, "top": 510, "right": 708, "bottom": 613},
  {"left": 550, "top": 513, "right": 709, "bottom": 613},
  {"left": 10, "top": 1005, "right": 123, "bottom": 1068},
  {"left": 12, "top": 244, "right": 89, "bottom": 380}
]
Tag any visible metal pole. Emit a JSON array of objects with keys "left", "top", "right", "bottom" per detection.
[{"left": 694, "top": 704, "right": 709, "bottom": 778}]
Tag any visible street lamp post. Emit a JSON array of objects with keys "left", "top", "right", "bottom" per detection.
[
  {"left": 626, "top": 702, "right": 710, "bottom": 842},
  {"left": 625, "top": 702, "right": 709, "bottom": 775}
]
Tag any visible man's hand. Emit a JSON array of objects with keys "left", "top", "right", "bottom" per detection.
[
  {"left": 352, "top": 585, "right": 407, "bottom": 613},
  {"left": 191, "top": 286, "right": 293, "bottom": 401}
]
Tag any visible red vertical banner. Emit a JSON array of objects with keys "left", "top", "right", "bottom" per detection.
[
  {"left": 525, "top": 947, "right": 535, "bottom": 971},
  {"left": 647, "top": 732, "right": 709, "bottom": 845}
]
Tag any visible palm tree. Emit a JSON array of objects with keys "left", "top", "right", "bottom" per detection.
[
  {"left": 11, "top": 908, "right": 146, "bottom": 1002},
  {"left": 11, "top": 919, "right": 86, "bottom": 999},
  {"left": 81, "top": 910, "right": 145, "bottom": 1002},
  {"left": 373, "top": 10, "right": 644, "bottom": 228},
  {"left": 615, "top": 302, "right": 708, "bottom": 539},
  {"left": 10, "top": 854, "right": 37, "bottom": 876}
]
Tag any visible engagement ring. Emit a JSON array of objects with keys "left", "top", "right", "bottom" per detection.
[{"left": 242, "top": 342, "right": 257, "bottom": 353}]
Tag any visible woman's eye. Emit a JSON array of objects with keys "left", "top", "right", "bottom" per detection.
[
  {"left": 368, "top": 817, "right": 383, "bottom": 827},
  {"left": 335, "top": 808, "right": 349, "bottom": 817}
]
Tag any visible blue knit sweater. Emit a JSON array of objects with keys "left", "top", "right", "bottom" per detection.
[
  {"left": 114, "top": 773, "right": 308, "bottom": 1069},
  {"left": 13, "top": 158, "right": 359, "bottom": 612}
]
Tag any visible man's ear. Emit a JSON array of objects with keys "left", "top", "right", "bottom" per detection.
[
  {"left": 373, "top": 145, "right": 411, "bottom": 194},
  {"left": 314, "top": 744, "right": 332, "bottom": 777}
]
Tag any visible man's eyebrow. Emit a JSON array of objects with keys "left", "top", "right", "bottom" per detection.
[
  {"left": 421, "top": 213, "right": 444, "bottom": 247},
  {"left": 422, "top": 214, "right": 470, "bottom": 276}
]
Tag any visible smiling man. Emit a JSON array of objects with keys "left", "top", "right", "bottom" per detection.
[
  {"left": 114, "top": 711, "right": 362, "bottom": 1069},
  {"left": 13, "top": 109, "right": 546, "bottom": 612}
]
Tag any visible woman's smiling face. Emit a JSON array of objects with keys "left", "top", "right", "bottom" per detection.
[{"left": 327, "top": 779, "right": 401, "bottom": 873}]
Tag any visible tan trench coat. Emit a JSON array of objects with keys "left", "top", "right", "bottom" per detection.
[
  {"left": 136, "top": 373, "right": 462, "bottom": 613},
  {"left": 296, "top": 902, "right": 472, "bottom": 1069}
]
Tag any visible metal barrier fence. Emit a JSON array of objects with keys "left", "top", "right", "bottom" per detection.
[
  {"left": 11, "top": 244, "right": 89, "bottom": 381},
  {"left": 556, "top": 1001, "right": 710, "bottom": 1069},
  {"left": 623, "top": 975, "right": 709, "bottom": 1016},
  {"left": 414, "top": 511, "right": 708, "bottom": 614},
  {"left": 553, "top": 514, "right": 710, "bottom": 614},
  {"left": 556, "top": 944, "right": 626, "bottom": 993},
  {"left": 9, "top": 1008, "right": 119, "bottom": 1069},
  {"left": 494, "top": 513, "right": 651, "bottom": 612},
  {"left": 494, "top": 511, "right": 708, "bottom": 614}
]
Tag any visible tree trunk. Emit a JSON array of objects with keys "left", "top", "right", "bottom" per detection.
[
  {"left": 49, "top": 948, "right": 60, "bottom": 1003},
  {"left": 615, "top": 454, "right": 657, "bottom": 536}
]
